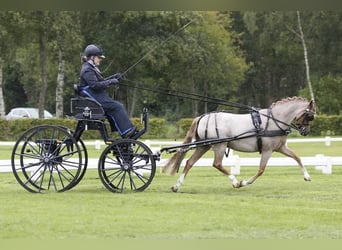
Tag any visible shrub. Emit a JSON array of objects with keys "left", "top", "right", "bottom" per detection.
[
  {"left": 132, "top": 117, "right": 167, "bottom": 139},
  {"left": 310, "top": 115, "right": 342, "bottom": 136},
  {"left": 176, "top": 118, "right": 194, "bottom": 137}
]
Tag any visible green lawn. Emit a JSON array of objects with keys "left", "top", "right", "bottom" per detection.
[
  {"left": 1, "top": 166, "right": 342, "bottom": 239},
  {"left": 1, "top": 137, "right": 342, "bottom": 240}
]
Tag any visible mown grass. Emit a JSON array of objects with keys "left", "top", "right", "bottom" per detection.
[
  {"left": 1, "top": 138, "right": 341, "bottom": 241},
  {"left": 1, "top": 165, "right": 342, "bottom": 240}
]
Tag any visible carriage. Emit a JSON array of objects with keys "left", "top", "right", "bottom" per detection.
[
  {"left": 11, "top": 89, "right": 159, "bottom": 193},
  {"left": 11, "top": 89, "right": 316, "bottom": 193}
]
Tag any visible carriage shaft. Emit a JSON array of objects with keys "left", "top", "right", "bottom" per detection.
[{"left": 160, "top": 130, "right": 258, "bottom": 154}]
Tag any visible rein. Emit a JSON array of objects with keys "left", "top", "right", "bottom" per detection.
[
  {"left": 119, "top": 79, "right": 253, "bottom": 110},
  {"left": 262, "top": 109, "right": 293, "bottom": 135},
  {"left": 120, "top": 79, "right": 309, "bottom": 138},
  {"left": 120, "top": 78, "right": 312, "bottom": 143},
  {"left": 260, "top": 108, "right": 306, "bottom": 135}
]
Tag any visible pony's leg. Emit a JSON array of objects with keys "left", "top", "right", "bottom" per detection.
[
  {"left": 239, "top": 150, "right": 273, "bottom": 187},
  {"left": 171, "top": 146, "right": 210, "bottom": 192},
  {"left": 277, "top": 145, "right": 311, "bottom": 181},
  {"left": 212, "top": 144, "right": 240, "bottom": 188}
]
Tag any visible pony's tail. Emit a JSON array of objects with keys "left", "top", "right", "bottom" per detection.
[{"left": 162, "top": 117, "right": 199, "bottom": 176}]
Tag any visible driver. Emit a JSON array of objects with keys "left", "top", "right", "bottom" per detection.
[{"left": 79, "top": 44, "right": 138, "bottom": 138}]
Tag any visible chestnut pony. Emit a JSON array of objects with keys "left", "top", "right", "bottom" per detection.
[{"left": 163, "top": 97, "right": 316, "bottom": 192}]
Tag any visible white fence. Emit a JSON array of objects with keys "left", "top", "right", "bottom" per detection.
[
  {"left": 1, "top": 137, "right": 342, "bottom": 174},
  {"left": 1, "top": 136, "right": 342, "bottom": 149},
  {"left": 144, "top": 137, "right": 342, "bottom": 175}
]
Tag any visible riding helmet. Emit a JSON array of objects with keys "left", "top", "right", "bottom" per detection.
[{"left": 84, "top": 44, "right": 105, "bottom": 58}]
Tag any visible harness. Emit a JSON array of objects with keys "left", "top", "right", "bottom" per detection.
[
  {"left": 198, "top": 112, "right": 230, "bottom": 156},
  {"left": 250, "top": 109, "right": 292, "bottom": 153},
  {"left": 250, "top": 109, "right": 263, "bottom": 154},
  {"left": 203, "top": 112, "right": 220, "bottom": 139},
  {"left": 198, "top": 108, "right": 297, "bottom": 155}
]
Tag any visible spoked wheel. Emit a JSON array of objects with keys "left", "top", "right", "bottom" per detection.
[
  {"left": 68, "top": 138, "right": 88, "bottom": 188},
  {"left": 98, "top": 139, "right": 156, "bottom": 193},
  {"left": 11, "top": 125, "right": 86, "bottom": 193},
  {"left": 50, "top": 127, "right": 88, "bottom": 189}
]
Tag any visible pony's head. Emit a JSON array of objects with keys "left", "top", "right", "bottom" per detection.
[{"left": 293, "top": 99, "right": 316, "bottom": 136}]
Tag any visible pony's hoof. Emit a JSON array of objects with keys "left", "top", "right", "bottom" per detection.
[
  {"left": 232, "top": 183, "right": 241, "bottom": 189},
  {"left": 240, "top": 180, "right": 248, "bottom": 186},
  {"left": 171, "top": 186, "right": 178, "bottom": 192},
  {"left": 304, "top": 172, "right": 311, "bottom": 181}
]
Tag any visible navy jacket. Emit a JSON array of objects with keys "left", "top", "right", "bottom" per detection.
[
  {"left": 79, "top": 61, "right": 134, "bottom": 135},
  {"left": 79, "top": 61, "right": 117, "bottom": 103}
]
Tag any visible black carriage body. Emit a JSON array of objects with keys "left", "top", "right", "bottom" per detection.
[
  {"left": 70, "top": 97, "right": 110, "bottom": 142},
  {"left": 11, "top": 95, "right": 156, "bottom": 193}
]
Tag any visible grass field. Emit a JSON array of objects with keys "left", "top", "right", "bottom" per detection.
[
  {"left": 1, "top": 164, "right": 342, "bottom": 240},
  {"left": 1, "top": 138, "right": 341, "bottom": 242}
]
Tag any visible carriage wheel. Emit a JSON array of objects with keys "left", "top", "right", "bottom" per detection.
[
  {"left": 51, "top": 127, "right": 88, "bottom": 190},
  {"left": 11, "top": 125, "right": 85, "bottom": 193},
  {"left": 66, "top": 138, "right": 88, "bottom": 189},
  {"left": 98, "top": 139, "right": 156, "bottom": 193}
]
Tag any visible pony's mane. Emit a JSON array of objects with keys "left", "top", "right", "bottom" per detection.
[{"left": 270, "top": 96, "right": 308, "bottom": 108}]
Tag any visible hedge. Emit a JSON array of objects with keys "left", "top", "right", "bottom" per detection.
[
  {"left": 0, "top": 114, "right": 341, "bottom": 141},
  {"left": 0, "top": 117, "right": 167, "bottom": 141},
  {"left": 309, "top": 115, "right": 342, "bottom": 136}
]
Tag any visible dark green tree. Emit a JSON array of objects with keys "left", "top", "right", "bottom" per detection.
[
  {"left": 0, "top": 11, "right": 26, "bottom": 117},
  {"left": 231, "top": 11, "right": 306, "bottom": 107}
]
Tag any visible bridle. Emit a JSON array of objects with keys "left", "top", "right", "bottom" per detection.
[{"left": 261, "top": 104, "right": 315, "bottom": 136}]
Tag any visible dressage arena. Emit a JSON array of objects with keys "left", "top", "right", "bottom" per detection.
[{"left": 0, "top": 138, "right": 342, "bottom": 240}]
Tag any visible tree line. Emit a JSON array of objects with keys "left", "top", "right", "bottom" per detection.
[{"left": 0, "top": 11, "right": 341, "bottom": 121}]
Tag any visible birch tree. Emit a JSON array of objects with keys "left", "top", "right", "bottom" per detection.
[
  {"left": 296, "top": 11, "right": 315, "bottom": 102},
  {"left": 0, "top": 13, "right": 8, "bottom": 117},
  {"left": 55, "top": 49, "right": 65, "bottom": 118},
  {"left": 53, "top": 11, "right": 83, "bottom": 117},
  {"left": 38, "top": 21, "right": 48, "bottom": 118},
  {"left": 17, "top": 11, "right": 82, "bottom": 117},
  {"left": 0, "top": 58, "right": 4, "bottom": 117},
  {"left": 0, "top": 11, "right": 24, "bottom": 118}
]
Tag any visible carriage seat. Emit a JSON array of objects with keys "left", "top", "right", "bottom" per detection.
[
  {"left": 71, "top": 85, "right": 106, "bottom": 120},
  {"left": 71, "top": 97, "right": 107, "bottom": 120}
]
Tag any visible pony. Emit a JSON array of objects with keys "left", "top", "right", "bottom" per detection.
[{"left": 162, "top": 96, "right": 316, "bottom": 192}]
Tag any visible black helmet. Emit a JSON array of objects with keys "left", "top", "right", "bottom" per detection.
[{"left": 84, "top": 44, "right": 105, "bottom": 58}]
